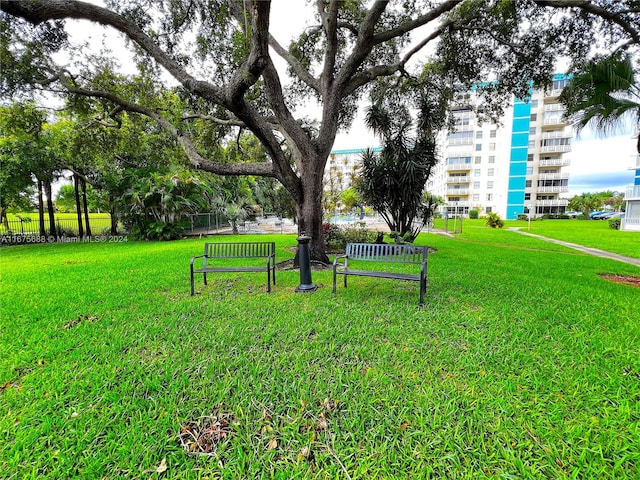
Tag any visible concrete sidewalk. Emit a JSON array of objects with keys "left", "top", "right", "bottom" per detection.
[{"left": 508, "top": 228, "right": 640, "bottom": 267}]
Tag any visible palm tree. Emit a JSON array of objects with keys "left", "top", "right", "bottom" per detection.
[{"left": 561, "top": 52, "right": 640, "bottom": 153}]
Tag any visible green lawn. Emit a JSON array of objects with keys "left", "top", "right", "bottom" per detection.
[
  {"left": 433, "top": 218, "right": 640, "bottom": 259},
  {"left": 1, "top": 229, "right": 639, "bottom": 479}
]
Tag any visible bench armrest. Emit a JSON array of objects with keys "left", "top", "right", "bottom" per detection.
[
  {"left": 333, "top": 254, "right": 349, "bottom": 271},
  {"left": 190, "top": 254, "right": 208, "bottom": 269}
]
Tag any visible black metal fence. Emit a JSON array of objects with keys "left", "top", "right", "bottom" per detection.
[
  {"left": 1, "top": 212, "right": 240, "bottom": 244},
  {"left": 183, "top": 213, "right": 230, "bottom": 234},
  {"left": 1, "top": 215, "right": 114, "bottom": 244}
]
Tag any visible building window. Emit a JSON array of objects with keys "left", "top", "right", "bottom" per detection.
[
  {"left": 552, "top": 78, "right": 569, "bottom": 90},
  {"left": 473, "top": 194, "right": 480, "bottom": 201},
  {"left": 529, "top": 127, "right": 536, "bottom": 135},
  {"left": 530, "top": 113, "right": 537, "bottom": 122},
  {"left": 488, "top": 156, "right": 495, "bottom": 163},
  {"left": 528, "top": 140, "right": 535, "bottom": 148},
  {"left": 490, "top": 130, "right": 497, "bottom": 138},
  {"left": 447, "top": 130, "right": 474, "bottom": 143},
  {"left": 447, "top": 156, "right": 472, "bottom": 164},
  {"left": 487, "top": 181, "right": 494, "bottom": 189},
  {"left": 526, "top": 167, "right": 533, "bottom": 175},
  {"left": 531, "top": 100, "right": 538, "bottom": 108},
  {"left": 486, "top": 206, "right": 492, "bottom": 213},
  {"left": 541, "top": 138, "right": 570, "bottom": 147},
  {"left": 473, "top": 181, "right": 480, "bottom": 189},
  {"left": 475, "top": 143, "right": 482, "bottom": 151},
  {"left": 474, "top": 169, "right": 481, "bottom": 177},
  {"left": 526, "top": 180, "right": 532, "bottom": 188},
  {"left": 486, "top": 194, "right": 493, "bottom": 201},
  {"left": 488, "top": 168, "right": 494, "bottom": 176},
  {"left": 524, "top": 193, "right": 531, "bottom": 200},
  {"left": 476, "top": 131, "right": 483, "bottom": 139},
  {"left": 489, "top": 143, "right": 496, "bottom": 151},
  {"left": 528, "top": 154, "right": 534, "bottom": 161},
  {"left": 475, "top": 156, "right": 482, "bottom": 164}
]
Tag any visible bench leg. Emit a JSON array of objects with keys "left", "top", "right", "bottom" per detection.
[
  {"left": 190, "top": 267, "right": 195, "bottom": 296},
  {"left": 267, "top": 268, "right": 271, "bottom": 293},
  {"left": 418, "top": 276, "right": 426, "bottom": 307},
  {"left": 203, "top": 272, "right": 207, "bottom": 286},
  {"left": 332, "top": 267, "right": 337, "bottom": 294}
]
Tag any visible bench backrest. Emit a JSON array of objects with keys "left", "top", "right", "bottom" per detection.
[
  {"left": 345, "top": 243, "right": 427, "bottom": 263},
  {"left": 204, "top": 242, "right": 275, "bottom": 258}
]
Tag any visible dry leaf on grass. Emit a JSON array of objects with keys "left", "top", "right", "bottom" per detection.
[
  {"left": 178, "top": 409, "right": 236, "bottom": 456},
  {"left": 156, "top": 458, "right": 168, "bottom": 474}
]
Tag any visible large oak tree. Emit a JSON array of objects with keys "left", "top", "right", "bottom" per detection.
[{"left": 2, "top": 0, "right": 638, "bottom": 261}]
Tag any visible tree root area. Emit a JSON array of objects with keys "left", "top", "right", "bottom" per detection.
[{"left": 599, "top": 273, "right": 640, "bottom": 287}]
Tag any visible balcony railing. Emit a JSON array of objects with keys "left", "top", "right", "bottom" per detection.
[
  {"left": 539, "top": 158, "right": 571, "bottom": 167},
  {"left": 445, "top": 201, "right": 471, "bottom": 207},
  {"left": 535, "top": 199, "right": 569, "bottom": 206},
  {"left": 447, "top": 137, "right": 474, "bottom": 146},
  {"left": 447, "top": 176, "right": 471, "bottom": 183},
  {"left": 537, "top": 186, "right": 569, "bottom": 193},
  {"left": 541, "top": 145, "right": 571, "bottom": 153},
  {"left": 544, "top": 88, "right": 564, "bottom": 98},
  {"left": 446, "top": 188, "right": 470, "bottom": 195},
  {"left": 544, "top": 103, "right": 564, "bottom": 112},
  {"left": 625, "top": 185, "right": 640, "bottom": 199},
  {"left": 446, "top": 163, "right": 473, "bottom": 171},
  {"left": 537, "top": 173, "right": 570, "bottom": 181},
  {"left": 542, "top": 131, "right": 571, "bottom": 140},
  {"left": 543, "top": 117, "right": 564, "bottom": 126}
]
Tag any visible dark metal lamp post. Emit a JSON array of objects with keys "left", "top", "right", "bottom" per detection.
[{"left": 295, "top": 232, "right": 318, "bottom": 293}]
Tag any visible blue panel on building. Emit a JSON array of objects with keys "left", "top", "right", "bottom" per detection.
[
  {"left": 512, "top": 118, "right": 530, "bottom": 133},
  {"left": 510, "top": 149, "right": 528, "bottom": 162},
  {"left": 512, "top": 102, "right": 531, "bottom": 118},
  {"left": 511, "top": 133, "right": 529, "bottom": 148},
  {"left": 508, "top": 177, "right": 526, "bottom": 190},
  {"left": 506, "top": 204, "right": 526, "bottom": 219},
  {"left": 635, "top": 170, "right": 640, "bottom": 185},
  {"left": 509, "top": 162, "right": 528, "bottom": 176},
  {"left": 507, "top": 191, "right": 525, "bottom": 205}
]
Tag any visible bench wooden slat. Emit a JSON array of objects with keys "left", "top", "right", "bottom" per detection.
[
  {"left": 333, "top": 242, "right": 428, "bottom": 306},
  {"left": 191, "top": 242, "right": 276, "bottom": 295}
]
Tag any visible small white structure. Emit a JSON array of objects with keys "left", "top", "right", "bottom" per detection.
[{"left": 621, "top": 154, "right": 640, "bottom": 232}]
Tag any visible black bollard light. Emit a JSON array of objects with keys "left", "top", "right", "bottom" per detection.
[{"left": 295, "top": 231, "right": 318, "bottom": 293}]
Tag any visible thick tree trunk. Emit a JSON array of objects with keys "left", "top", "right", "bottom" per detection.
[
  {"left": 73, "top": 174, "right": 84, "bottom": 237},
  {"left": 81, "top": 178, "right": 92, "bottom": 236},
  {"left": 110, "top": 206, "right": 118, "bottom": 235},
  {"left": 44, "top": 180, "right": 57, "bottom": 238},
  {"left": 295, "top": 176, "right": 330, "bottom": 266},
  {"left": 37, "top": 179, "right": 46, "bottom": 237}
]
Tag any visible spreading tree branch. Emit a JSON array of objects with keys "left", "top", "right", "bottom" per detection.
[
  {"left": 533, "top": 0, "right": 640, "bottom": 45},
  {"left": 55, "top": 71, "right": 276, "bottom": 177}
]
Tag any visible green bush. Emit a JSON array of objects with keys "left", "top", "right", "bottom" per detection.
[
  {"left": 485, "top": 212, "right": 504, "bottom": 228},
  {"left": 608, "top": 218, "right": 621, "bottom": 230},
  {"left": 389, "top": 231, "right": 414, "bottom": 244},
  {"left": 323, "top": 222, "right": 376, "bottom": 250},
  {"left": 469, "top": 209, "right": 479, "bottom": 219}
]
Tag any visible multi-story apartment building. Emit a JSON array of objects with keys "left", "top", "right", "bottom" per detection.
[
  {"left": 326, "top": 76, "right": 575, "bottom": 220},
  {"left": 430, "top": 75, "right": 572, "bottom": 219},
  {"left": 621, "top": 153, "right": 640, "bottom": 231}
]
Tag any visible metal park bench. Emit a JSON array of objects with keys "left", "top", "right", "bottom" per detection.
[
  {"left": 190, "top": 242, "right": 276, "bottom": 296},
  {"left": 332, "top": 243, "right": 428, "bottom": 306}
]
